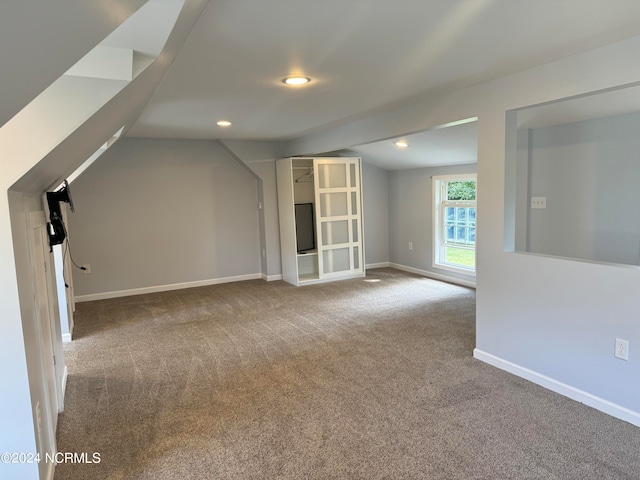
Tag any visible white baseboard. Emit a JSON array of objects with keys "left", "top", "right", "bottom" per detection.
[
  {"left": 62, "top": 333, "right": 72, "bottom": 343},
  {"left": 366, "top": 262, "right": 390, "bottom": 269},
  {"left": 262, "top": 273, "right": 283, "bottom": 281},
  {"left": 389, "top": 262, "right": 476, "bottom": 288},
  {"left": 474, "top": 349, "right": 640, "bottom": 428},
  {"left": 75, "top": 273, "right": 262, "bottom": 302}
]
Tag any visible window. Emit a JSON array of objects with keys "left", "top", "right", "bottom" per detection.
[{"left": 433, "top": 175, "right": 477, "bottom": 274}]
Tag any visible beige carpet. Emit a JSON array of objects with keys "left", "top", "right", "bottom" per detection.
[{"left": 55, "top": 268, "right": 640, "bottom": 479}]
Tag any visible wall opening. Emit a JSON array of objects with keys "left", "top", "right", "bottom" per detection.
[{"left": 504, "top": 83, "right": 640, "bottom": 266}]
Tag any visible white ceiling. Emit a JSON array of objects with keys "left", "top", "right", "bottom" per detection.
[
  {"left": 516, "top": 83, "right": 640, "bottom": 130},
  {"left": 347, "top": 120, "right": 478, "bottom": 170},
  {"left": 0, "top": 0, "right": 147, "bottom": 129},
  {"left": 126, "top": 0, "right": 640, "bottom": 166},
  {"left": 101, "top": 0, "right": 186, "bottom": 57}
]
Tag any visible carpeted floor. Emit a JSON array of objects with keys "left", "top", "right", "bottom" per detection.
[{"left": 55, "top": 268, "right": 640, "bottom": 479}]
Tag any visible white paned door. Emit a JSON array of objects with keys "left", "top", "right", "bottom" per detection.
[{"left": 314, "top": 158, "right": 363, "bottom": 279}]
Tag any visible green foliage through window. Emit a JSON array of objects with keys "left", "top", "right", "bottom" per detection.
[
  {"left": 447, "top": 181, "right": 476, "bottom": 200},
  {"left": 445, "top": 247, "right": 475, "bottom": 267}
]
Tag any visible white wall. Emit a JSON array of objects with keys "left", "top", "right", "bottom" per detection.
[
  {"left": 69, "top": 138, "right": 261, "bottom": 298},
  {"left": 54, "top": 245, "right": 73, "bottom": 341},
  {"left": 218, "top": 140, "right": 287, "bottom": 280},
  {"left": 525, "top": 112, "right": 640, "bottom": 265},
  {"left": 287, "top": 35, "right": 640, "bottom": 424},
  {"left": 388, "top": 164, "right": 477, "bottom": 283},
  {"left": 361, "top": 162, "right": 389, "bottom": 266}
]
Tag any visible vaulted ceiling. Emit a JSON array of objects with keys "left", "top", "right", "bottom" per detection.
[
  {"left": 5, "top": 0, "right": 640, "bottom": 176},
  {"left": 128, "top": 0, "right": 640, "bottom": 147}
]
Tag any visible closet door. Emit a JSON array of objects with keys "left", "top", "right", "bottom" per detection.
[{"left": 314, "top": 158, "right": 363, "bottom": 278}]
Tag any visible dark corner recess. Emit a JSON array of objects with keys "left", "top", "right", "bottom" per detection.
[{"left": 46, "top": 180, "right": 75, "bottom": 250}]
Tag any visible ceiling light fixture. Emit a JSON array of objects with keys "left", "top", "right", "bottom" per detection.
[
  {"left": 216, "top": 120, "right": 232, "bottom": 127},
  {"left": 282, "top": 76, "right": 311, "bottom": 86},
  {"left": 395, "top": 141, "right": 409, "bottom": 148}
]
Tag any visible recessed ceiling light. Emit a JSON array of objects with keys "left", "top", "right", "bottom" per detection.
[
  {"left": 216, "top": 120, "right": 232, "bottom": 127},
  {"left": 282, "top": 76, "right": 311, "bottom": 85},
  {"left": 395, "top": 141, "right": 409, "bottom": 148}
]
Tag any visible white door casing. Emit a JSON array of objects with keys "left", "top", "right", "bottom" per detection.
[{"left": 27, "top": 211, "right": 59, "bottom": 459}]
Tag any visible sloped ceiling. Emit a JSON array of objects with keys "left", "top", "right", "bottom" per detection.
[
  {"left": 5, "top": 1, "right": 640, "bottom": 177},
  {"left": 3, "top": 0, "right": 208, "bottom": 194},
  {"left": 127, "top": 0, "right": 640, "bottom": 144},
  {"left": 0, "top": 0, "right": 147, "bottom": 129}
]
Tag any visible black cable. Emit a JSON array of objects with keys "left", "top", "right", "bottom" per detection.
[{"left": 58, "top": 217, "right": 86, "bottom": 271}]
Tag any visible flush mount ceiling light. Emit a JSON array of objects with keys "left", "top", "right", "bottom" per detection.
[
  {"left": 394, "top": 141, "right": 409, "bottom": 148},
  {"left": 282, "top": 76, "right": 311, "bottom": 86},
  {"left": 216, "top": 120, "right": 232, "bottom": 127}
]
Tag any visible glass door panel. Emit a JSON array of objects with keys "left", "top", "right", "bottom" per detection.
[
  {"left": 352, "top": 219, "right": 358, "bottom": 242},
  {"left": 322, "top": 248, "right": 351, "bottom": 274},
  {"left": 317, "top": 164, "right": 347, "bottom": 188},
  {"left": 321, "top": 220, "right": 349, "bottom": 245},
  {"left": 319, "top": 192, "right": 348, "bottom": 217},
  {"left": 350, "top": 163, "right": 357, "bottom": 188}
]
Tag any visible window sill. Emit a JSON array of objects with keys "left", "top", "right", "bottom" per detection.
[{"left": 433, "top": 262, "right": 476, "bottom": 277}]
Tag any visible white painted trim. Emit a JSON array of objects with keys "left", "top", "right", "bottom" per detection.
[
  {"left": 389, "top": 262, "right": 476, "bottom": 288},
  {"left": 474, "top": 349, "right": 640, "bottom": 428},
  {"left": 366, "top": 262, "right": 390, "bottom": 269},
  {"left": 75, "top": 273, "right": 262, "bottom": 302},
  {"left": 62, "top": 333, "right": 72, "bottom": 343},
  {"left": 61, "top": 365, "right": 68, "bottom": 408},
  {"left": 432, "top": 260, "right": 477, "bottom": 277},
  {"left": 262, "top": 273, "right": 283, "bottom": 281},
  {"left": 45, "top": 461, "right": 55, "bottom": 480}
]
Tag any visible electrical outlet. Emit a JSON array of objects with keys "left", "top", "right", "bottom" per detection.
[
  {"left": 408, "top": 242, "right": 413, "bottom": 251},
  {"left": 82, "top": 264, "right": 91, "bottom": 274},
  {"left": 531, "top": 197, "right": 547, "bottom": 209},
  {"left": 615, "top": 338, "right": 629, "bottom": 360}
]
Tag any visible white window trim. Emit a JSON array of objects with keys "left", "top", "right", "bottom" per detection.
[{"left": 432, "top": 174, "right": 477, "bottom": 276}]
